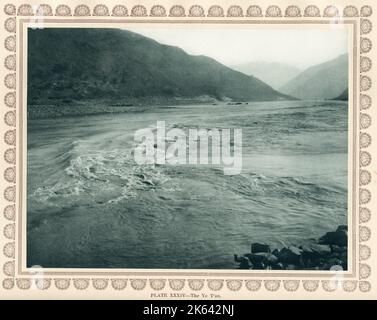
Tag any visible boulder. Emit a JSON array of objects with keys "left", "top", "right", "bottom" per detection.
[
  {"left": 323, "top": 258, "right": 343, "bottom": 270},
  {"left": 330, "top": 245, "right": 342, "bottom": 253},
  {"left": 301, "top": 243, "right": 331, "bottom": 259},
  {"left": 340, "top": 251, "right": 347, "bottom": 260},
  {"left": 272, "top": 262, "right": 284, "bottom": 270},
  {"left": 239, "top": 257, "right": 252, "bottom": 269},
  {"left": 278, "top": 246, "right": 303, "bottom": 264},
  {"left": 258, "top": 252, "right": 278, "bottom": 265},
  {"left": 244, "top": 253, "right": 265, "bottom": 264},
  {"left": 253, "top": 262, "right": 266, "bottom": 270},
  {"left": 319, "top": 230, "right": 347, "bottom": 246},
  {"left": 251, "top": 243, "right": 270, "bottom": 253},
  {"left": 340, "top": 251, "right": 348, "bottom": 268},
  {"left": 272, "top": 249, "right": 279, "bottom": 257},
  {"left": 264, "top": 253, "right": 278, "bottom": 265},
  {"left": 245, "top": 252, "right": 277, "bottom": 265},
  {"left": 286, "top": 264, "right": 297, "bottom": 270}
]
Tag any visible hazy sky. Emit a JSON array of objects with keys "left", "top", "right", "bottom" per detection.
[{"left": 123, "top": 25, "right": 349, "bottom": 70}]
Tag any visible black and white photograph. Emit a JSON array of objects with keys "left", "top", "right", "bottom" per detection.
[{"left": 27, "top": 25, "right": 349, "bottom": 271}]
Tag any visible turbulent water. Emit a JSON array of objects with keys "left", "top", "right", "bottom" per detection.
[{"left": 27, "top": 100, "right": 348, "bottom": 269}]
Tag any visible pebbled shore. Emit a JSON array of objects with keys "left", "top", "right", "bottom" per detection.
[{"left": 235, "top": 226, "right": 348, "bottom": 270}]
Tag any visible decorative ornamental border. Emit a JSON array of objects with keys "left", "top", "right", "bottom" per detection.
[
  {"left": 1, "top": 3, "right": 373, "bottom": 18},
  {"left": 1, "top": 3, "right": 373, "bottom": 294}
]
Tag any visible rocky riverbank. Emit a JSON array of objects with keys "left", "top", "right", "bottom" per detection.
[
  {"left": 235, "top": 226, "right": 347, "bottom": 270},
  {"left": 27, "top": 96, "right": 219, "bottom": 119}
]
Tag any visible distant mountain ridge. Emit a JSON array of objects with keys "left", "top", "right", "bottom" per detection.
[
  {"left": 28, "top": 28, "right": 292, "bottom": 105},
  {"left": 230, "top": 62, "right": 301, "bottom": 89},
  {"left": 279, "top": 54, "right": 348, "bottom": 100}
]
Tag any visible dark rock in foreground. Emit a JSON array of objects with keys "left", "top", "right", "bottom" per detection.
[
  {"left": 319, "top": 227, "right": 347, "bottom": 247},
  {"left": 251, "top": 243, "right": 270, "bottom": 254},
  {"left": 235, "top": 226, "right": 348, "bottom": 270},
  {"left": 278, "top": 246, "right": 302, "bottom": 264}
]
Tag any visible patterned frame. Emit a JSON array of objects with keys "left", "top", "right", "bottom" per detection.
[{"left": 1, "top": 2, "right": 373, "bottom": 295}]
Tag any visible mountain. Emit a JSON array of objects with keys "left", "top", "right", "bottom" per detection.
[
  {"left": 333, "top": 88, "right": 348, "bottom": 101},
  {"left": 230, "top": 62, "right": 301, "bottom": 89},
  {"left": 279, "top": 54, "right": 348, "bottom": 100},
  {"left": 28, "top": 28, "right": 291, "bottom": 105}
]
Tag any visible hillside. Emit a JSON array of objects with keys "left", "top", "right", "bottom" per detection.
[
  {"left": 231, "top": 61, "right": 301, "bottom": 89},
  {"left": 333, "top": 88, "right": 348, "bottom": 101},
  {"left": 28, "top": 28, "right": 291, "bottom": 106},
  {"left": 279, "top": 54, "right": 348, "bottom": 100}
]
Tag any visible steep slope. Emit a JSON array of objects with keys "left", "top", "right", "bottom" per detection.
[
  {"left": 332, "top": 88, "right": 348, "bottom": 101},
  {"left": 28, "top": 28, "right": 291, "bottom": 105},
  {"left": 231, "top": 62, "right": 301, "bottom": 89},
  {"left": 279, "top": 54, "right": 348, "bottom": 100}
]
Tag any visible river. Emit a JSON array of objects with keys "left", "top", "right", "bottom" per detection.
[{"left": 27, "top": 100, "right": 348, "bottom": 269}]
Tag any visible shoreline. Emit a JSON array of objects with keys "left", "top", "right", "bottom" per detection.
[
  {"left": 27, "top": 95, "right": 300, "bottom": 120},
  {"left": 28, "top": 98, "right": 215, "bottom": 120},
  {"left": 234, "top": 225, "right": 348, "bottom": 270}
]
